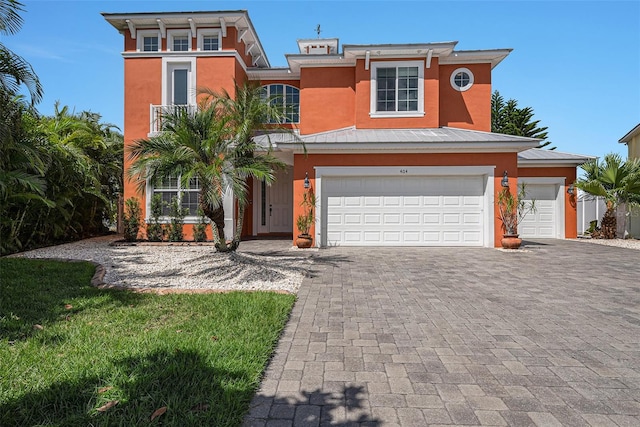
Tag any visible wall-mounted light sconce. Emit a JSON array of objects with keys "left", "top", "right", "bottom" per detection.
[
  {"left": 567, "top": 184, "right": 575, "bottom": 195},
  {"left": 303, "top": 172, "right": 310, "bottom": 189},
  {"left": 501, "top": 170, "right": 509, "bottom": 188}
]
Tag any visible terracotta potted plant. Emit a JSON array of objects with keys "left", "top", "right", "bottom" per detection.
[
  {"left": 497, "top": 183, "right": 536, "bottom": 249},
  {"left": 295, "top": 190, "right": 316, "bottom": 248}
]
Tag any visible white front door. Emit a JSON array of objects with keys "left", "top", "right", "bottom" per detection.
[{"left": 258, "top": 168, "right": 293, "bottom": 234}]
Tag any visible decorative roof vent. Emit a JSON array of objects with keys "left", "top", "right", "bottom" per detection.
[{"left": 297, "top": 38, "right": 339, "bottom": 55}]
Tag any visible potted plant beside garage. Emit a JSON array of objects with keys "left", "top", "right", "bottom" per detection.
[
  {"left": 295, "top": 189, "right": 316, "bottom": 248},
  {"left": 497, "top": 183, "right": 536, "bottom": 249}
]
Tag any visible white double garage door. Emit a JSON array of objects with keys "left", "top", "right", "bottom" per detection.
[{"left": 317, "top": 167, "right": 564, "bottom": 247}]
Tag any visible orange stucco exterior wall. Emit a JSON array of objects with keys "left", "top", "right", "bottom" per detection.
[
  {"left": 354, "top": 58, "right": 441, "bottom": 129},
  {"left": 293, "top": 152, "right": 519, "bottom": 247},
  {"left": 438, "top": 63, "right": 492, "bottom": 131},
  {"left": 123, "top": 57, "right": 162, "bottom": 223},
  {"left": 299, "top": 67, "right": 355, "bottom": 134},
  {"left": 518, "top": 167, "right": 578, "bottom": 238}
]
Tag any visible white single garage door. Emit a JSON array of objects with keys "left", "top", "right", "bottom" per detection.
[
  {"left": 323, "top": 175, "right": 485, "bottom": 246},
  {"left": 519, "top": 184, "right": 558, "bottom": 238}
]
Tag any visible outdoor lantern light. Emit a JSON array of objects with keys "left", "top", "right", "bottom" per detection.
[
  {"left": 304, "top": 172, "right": 310, "bottom": 189},
  {"left": 567, "top": 184, "right": 575, "bottom": 195},
  {"left": 501, "top": 170, "right": 509, "bottom": 188}
]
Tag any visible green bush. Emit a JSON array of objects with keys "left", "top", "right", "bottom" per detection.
[
  {"left": 123, "top": 198, "right": 142, "bottom": 242},
  {"left": 146, "top": 194, "right": 165, "bottom": 241},
  {"left": 167, "top": 196, "right": 187, "bottom": 242},
  {"left": 193, "top": 207, "right": 208, "bottom": 242}
]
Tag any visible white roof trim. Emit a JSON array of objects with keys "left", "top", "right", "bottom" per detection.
[
  {"left": 439, "top": 49, "right": 513, "bottom": 69},
  {"left": 619, "top": 123, "right": 640, "bottom": 143}
]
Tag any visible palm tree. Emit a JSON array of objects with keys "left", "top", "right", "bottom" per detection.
[
  {"left": 128, "top": 103, "right": 234, "bottom": 249},
  {"left": 201, "top": 81, "right": 290, "bottom": 244},
  {"left": 128, "top": 81, "right": 293, "bottom": 252},
  {"left": 0, "top": 0, "right": 42, "bottom": 104},
  {"left": 576, "top": 153, "right": 640, "bottom": 238}
]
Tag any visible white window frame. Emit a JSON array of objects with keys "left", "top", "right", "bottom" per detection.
[
  {"left": 145, "top": 176, "right": 201, "bottom": 223},
  {"left": 196, "top": 28, "right": 222, "bottom": 51},
  {"left": 167, "top": 29, "right": 192, "bottom": 52},
  {"left": 262, "top": 84, "right": 300, "bottom": 124},
  {"left": 137, "top": 30, "right": 161, "bottom": 52},
  {"left": 370, "top": 60, "right": 425, "bottom": 118},
  {"left": 161, "top": 57, "right": 197, "bottom": 106},
  {"left": 450, "top": 67, "right": 474, "bottom": 92}
]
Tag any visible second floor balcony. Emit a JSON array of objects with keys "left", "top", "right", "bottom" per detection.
[{"left": 149, "top": 104, "right": 198, "bottom": 135}]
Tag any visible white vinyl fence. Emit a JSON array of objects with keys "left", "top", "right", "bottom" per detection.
[{"left": 577, "top": 190, "right": 640, "bottom": 238}]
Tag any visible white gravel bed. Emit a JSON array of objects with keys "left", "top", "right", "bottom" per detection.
[
  {"left": 10, "top": 235, "right": 313, "bottom": 293},
  {"left": 576, "top": 237, "right": 640, "bottom": 251}
]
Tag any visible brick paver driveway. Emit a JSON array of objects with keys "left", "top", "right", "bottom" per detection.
[{"left": 244, "top": 240, "right": 640, "bottom": 426}]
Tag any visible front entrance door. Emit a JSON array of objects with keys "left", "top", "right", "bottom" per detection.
[{"left": 258, "top": 168, "right": 293, "bottom": 234}]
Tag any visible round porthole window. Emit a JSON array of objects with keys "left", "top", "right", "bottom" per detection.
[{"left": 450, "top": 68, "right": 474, "bottom": 92}]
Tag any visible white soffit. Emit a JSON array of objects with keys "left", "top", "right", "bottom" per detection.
[{"left": 439, "top": 49, "right": 513, "bottom": 69}]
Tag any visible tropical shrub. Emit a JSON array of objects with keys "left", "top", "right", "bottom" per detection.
[
  {"left": 192, "top": 207, "right": 208, "bottom": 242},
  {"left": 167, "top": 196, "right": 187, "bottom": 242},
  {"left": 146, "top": 194, "right": 165, "bottom": 241},
  {"left": 123, "top": 197, "right": 142, "bottom": 242}
]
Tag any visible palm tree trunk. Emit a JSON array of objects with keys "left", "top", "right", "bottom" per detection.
[{"left": 601, "top": 207, "right": 617, "bottom": 239}]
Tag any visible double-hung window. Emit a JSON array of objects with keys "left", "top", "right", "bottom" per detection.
[
  {"left": 151, "top": 176, "right": 200, "bottom": 217},
  {"left": 261, "top": 84, "right": 300, "bottom": 123},
  {"left": 370, "top": 60, "right": 424, "bottom": 117}
]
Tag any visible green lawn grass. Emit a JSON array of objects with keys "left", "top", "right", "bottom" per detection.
[{"left": 0, "top": 258, "right": 295, "bottom": 426}]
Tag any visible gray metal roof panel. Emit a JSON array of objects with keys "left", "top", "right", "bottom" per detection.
[
  {"left": 517, "top": 148, "right": 594, "bottom": 162},
  {"left": 263, "top": 127, "right": 542, "bottom": 144}
]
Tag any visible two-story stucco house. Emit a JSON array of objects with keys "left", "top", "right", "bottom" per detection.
[{"left": 103, "top": 10, "right": 590, "bottom": 248}]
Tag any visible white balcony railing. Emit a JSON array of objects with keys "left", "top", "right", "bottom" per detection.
[{"left": 149, "top": 104, "right": 198, "bottom": 135}]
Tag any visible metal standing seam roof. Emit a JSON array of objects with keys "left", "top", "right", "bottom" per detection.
[
  {"left": 517, "top": 148, "right": 594, "bottom": 162},
  {"left": 256, "top": 126, "right": 541, "bottom": 145}
]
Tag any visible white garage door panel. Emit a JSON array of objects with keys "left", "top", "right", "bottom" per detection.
[
  {"left": 519, "top": 184, "right": 557, "bottom": 238},
  {"left": 324, "top": 176, "right": 485, "bottom": 246}
]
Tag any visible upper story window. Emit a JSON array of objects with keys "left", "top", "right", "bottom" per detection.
[
  {"left": 261, "top": 84, "right": 300, "bottom": 124},
  {"left": 168, "top": 30, "right": 191, "bottom": 52},
  {"left": 203, "top": 35, "right": 219, "bottom": 51},
  {"left": 144, "top": 36, "right": 159, "bottom": 52},
  {"left": 197, "top": 29, "right": 222, "bottom": 51},
  {"left": 137, "top": 30, "right": 161, "bottom": 52},
  {"left": 370, "top": 60, "right": 425, "bottom": 118},
  {"left": 172, "top": 36, "right": 189, "bottom": 51},
  {"left": 450, "top": 67, "right": 474, "bottom": 92}
]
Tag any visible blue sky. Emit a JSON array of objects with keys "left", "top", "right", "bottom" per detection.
[{"left": 5, "top": 0, "right": 639, "bottom": 160}]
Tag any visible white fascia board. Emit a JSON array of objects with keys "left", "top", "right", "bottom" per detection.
[
  {"left": 440, "top": 49, "right": 513, "bottom": 69},
  {"left": 247, "top": 68, "right": 299, "bottom": 81},
  {"left": 275, "top": 141, "right": 539, "bottom": 154},
  {"left": 343, "top": 42, "right": 458, "bottom": 58},
  {"left": 285, "top": 54, "right": 354, "bottom": 73}
]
